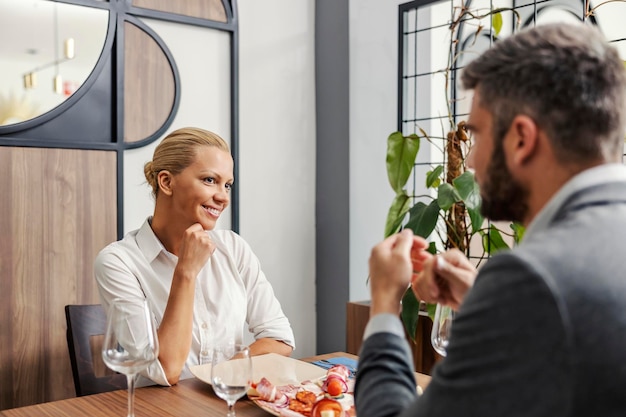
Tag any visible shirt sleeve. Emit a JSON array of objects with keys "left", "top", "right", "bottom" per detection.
[
  {"left": 94, "top": 246, "right": 171, "bottom": 387},
  {"left": 355, "top": 253, "right": 573, "bottom": 417},
  {"left": 363, "top": 313, "right": 406, "bottom": 340},
  {"left": 226, "top": 231, "right": 296, "bottom": 350}
]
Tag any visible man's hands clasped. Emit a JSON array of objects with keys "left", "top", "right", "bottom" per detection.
[{"left": 368, "top": 229, "right": 478, "bottom": 316}]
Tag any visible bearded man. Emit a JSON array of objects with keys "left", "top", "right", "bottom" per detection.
[{"left": 355, "top": 22, "right": 626, "bottom": 417}]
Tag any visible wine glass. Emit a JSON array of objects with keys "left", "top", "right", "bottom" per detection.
[
  {"left": 430, "top": 303, "right": 455, "bottom": 356},
  {"left": 102, "top": 298, "right": 159, "bottom": 417},
  {"left": 211, "top": 344, "right": 252, "bottom": 417}
]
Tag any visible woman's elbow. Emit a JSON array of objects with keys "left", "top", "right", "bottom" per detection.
[
  {"left": 164, "top": 370, "right": 181, "bottom": 385},
  {"left": 161, "top": 362, "right": 183, "bottom": 385}
]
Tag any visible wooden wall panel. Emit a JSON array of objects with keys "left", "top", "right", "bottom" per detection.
[
  {"left": 132, "top": 0, "right": 227, "bottom": 22},
  {"left": 0, "top": 147, "right": 116, "bottom": 410},
  {"left": 124, "top": 22, "right": 175, "bottom": 143},
  {"left": 0, "top": 146, "right": 13, "bottom": 410}
]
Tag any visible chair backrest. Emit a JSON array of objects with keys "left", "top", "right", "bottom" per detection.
[{"left": 64, "top": 304, "right": 127, "bottom": 396}]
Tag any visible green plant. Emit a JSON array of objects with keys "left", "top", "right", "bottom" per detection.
[
  {"left": 384, "top": 127, "right": 524, "bottom": 340},
  {"left": 384, "top": 3, "right": 525, "bottom": 342}
]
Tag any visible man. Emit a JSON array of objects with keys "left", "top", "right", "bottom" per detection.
[{"left": 355, "top": 22, "right": 626, "bottom": 417}]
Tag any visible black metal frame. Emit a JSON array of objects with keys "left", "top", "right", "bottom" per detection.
[
  {"left": 0, "top": 0, "right": 240, "bottom": 237},
  {"left": 397, "top": 0, "right": 625, "bottom": 257},
  {"left": 397, "top": 0, "right": 615, "bottom": 136}
]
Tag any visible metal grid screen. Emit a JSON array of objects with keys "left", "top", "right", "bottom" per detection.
[{"left": 397, "top": 0, "right": 626, "bottom": 258}]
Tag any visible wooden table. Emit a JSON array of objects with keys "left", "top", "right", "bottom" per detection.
[{"left": 0, "top": 352, "right": 431, "bottom": 417}]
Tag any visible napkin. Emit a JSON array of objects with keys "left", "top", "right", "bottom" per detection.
[{"left": 311, "top": 357, "right": 358, "bottom": 378}]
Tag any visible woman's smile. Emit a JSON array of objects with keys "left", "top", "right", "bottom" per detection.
[{"left": 202, "top": 204, "right": 222, "bottom": 219}]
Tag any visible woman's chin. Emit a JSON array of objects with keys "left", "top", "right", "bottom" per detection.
[{"left": 200, "top": 219, "right": 218, "bottom": 230}]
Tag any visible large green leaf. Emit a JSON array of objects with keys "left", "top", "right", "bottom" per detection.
[
  {"left": 384, "top": 192, "right": 411, "bottom": 237},
  {"left": 401, "top": 288, "right": 420, "bottom": 342},
  {"left": 453, "top": 171, "right": 481, "bottom": 210},
  {"left": 426, "top": 165, "right": 444, "bottom": 188},
  {"left": 481, "top": 224, "right": 510, "bottom": 254},
  {"left": 450, "top": 171, "right": 483, "bottom": 233},
  {"left": 467, "top": 206, "right": 484, "bottom": 235},
  {"left": 437, "top": 183, "right": 461, "bottom": 211},
  {"left": 405, "top": 200, "right": 440, "bottom": 238},
  {"left": 386, "top": 132, "right": 420, "bottom": 194}
]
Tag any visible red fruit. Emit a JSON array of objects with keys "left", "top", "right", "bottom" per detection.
[{"left": 326, "top": 379, "right": 343, "bottom": 397}]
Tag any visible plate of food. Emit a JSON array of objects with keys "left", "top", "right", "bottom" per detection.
[
  {"left": 190, "top": 353, "right": 355, "bottom": 417},
  {"left": 249, "top": 362, "right": 354, "bottom": 417}
]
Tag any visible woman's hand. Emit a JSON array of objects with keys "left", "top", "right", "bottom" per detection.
[{"left": 175, "top": 223, "right": 216, "bottom": 280}]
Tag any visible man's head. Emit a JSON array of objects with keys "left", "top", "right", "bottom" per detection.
[{"left": 462, "top": 22, "right": 626, "bottom": 222}]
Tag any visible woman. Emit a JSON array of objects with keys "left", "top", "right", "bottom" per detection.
[{"left": 94, "top": 127, "right": 295, "bottom": 386}]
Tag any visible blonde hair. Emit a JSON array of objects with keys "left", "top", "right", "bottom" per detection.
[{"left": 144, "top": 127, "right": 230, "bottom": 197}]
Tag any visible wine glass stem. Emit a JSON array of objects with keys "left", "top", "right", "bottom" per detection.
[
  {"left": 126, "top": 373, "right": 137, "bottom": 417},
  {"left": 227, "top": 401, "right": 236, "bottom": 417}
]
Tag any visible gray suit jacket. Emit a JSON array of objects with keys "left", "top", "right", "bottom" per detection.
[{"left": 355, "top": 180, "right": 626, "bottom": 417}]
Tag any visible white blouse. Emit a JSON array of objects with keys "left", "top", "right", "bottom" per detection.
[{"left": 94, "top": 218, "right": 295, "bottom": 386}]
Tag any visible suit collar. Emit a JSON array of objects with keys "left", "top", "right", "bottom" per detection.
[{"left": 524, "top": 164, "right": 626, "bottom": 240}]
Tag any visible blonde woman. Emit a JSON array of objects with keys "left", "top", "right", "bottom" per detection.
[{"left": 95, "top": 127, "right": 295, "bottom": 386}]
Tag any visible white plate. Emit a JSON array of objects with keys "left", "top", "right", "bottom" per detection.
[{"left": 190, "top": 352, "right": 327, "bottom": 387}]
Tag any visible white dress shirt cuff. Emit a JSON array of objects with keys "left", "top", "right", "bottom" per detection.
[
  {"left": 363, "top": 313, "right": 405, "bottom": 341},
  {"left": 141, "top": 358, "right": 171, "bottom": 387}
]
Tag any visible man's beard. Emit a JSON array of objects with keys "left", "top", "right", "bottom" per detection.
[{"left": 479, "top": 143, "right": 528, "bottom": 223}]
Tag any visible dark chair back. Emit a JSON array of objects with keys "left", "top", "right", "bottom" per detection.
[{"left": 64, "top": 304, "right": 127, "bottom": 396}]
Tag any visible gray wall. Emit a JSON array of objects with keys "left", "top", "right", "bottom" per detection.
[{"left": 315, "top": 0, "right": 350, "bottom": 353}]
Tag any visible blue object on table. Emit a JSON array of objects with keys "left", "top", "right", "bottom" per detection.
[{"left": 311, "top": 357, "right": 358, "bottom": 378}]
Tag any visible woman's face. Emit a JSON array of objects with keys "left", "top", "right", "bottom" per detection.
[{"left": 168, "top": 146, "right": 234, "bottom": 231}]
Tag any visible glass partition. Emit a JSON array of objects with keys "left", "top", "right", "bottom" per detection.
[{"left": 0, "top": 0, "right": 108, "bottom": 125}]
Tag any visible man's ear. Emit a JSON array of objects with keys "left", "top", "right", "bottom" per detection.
[
  {"left": 157, "top": 170, "right": 174, "bottom": 196},
  {"left": 505, "top": 114, "right": 538, "bottom": 167}
]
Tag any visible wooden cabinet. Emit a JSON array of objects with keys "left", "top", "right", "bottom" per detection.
[{"left": 346, "top": 301, "right": 441, "bottom": 375}]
